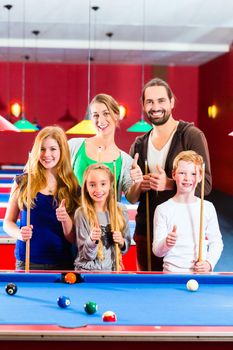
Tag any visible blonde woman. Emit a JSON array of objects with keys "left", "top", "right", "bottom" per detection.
[
  {"left": 3, "top": 126, "right": 80, "bottom": 270},
  {"left": 73, "top": 164, "right": 131, "bottom": 271},
  {"left": 68, "top": 93, "right": 142, "bottom": 203}
]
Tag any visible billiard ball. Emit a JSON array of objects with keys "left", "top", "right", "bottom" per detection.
[
  {"left": 5, "top": 283, "right": 18, "bottom": 295},
  {"left": 57, "top": 296, "right": 71, "bottom": 308},
  {"left": 102, "top": 311, "right": 117, "bottom": 322},
  {"left": 186, "top": 279, "right": 199, "bottom": 291},
  {"left": 64, "top": 272, "right": 77, "bottom": 284},
  {"left": 84, "top": 301, "right": 98, "bottom": 314}
]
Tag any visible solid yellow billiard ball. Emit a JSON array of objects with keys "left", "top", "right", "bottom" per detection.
[{"left": 186, "top": 279, "right": 199, "bottom": 291}]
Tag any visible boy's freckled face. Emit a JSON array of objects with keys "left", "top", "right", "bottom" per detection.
[{"left": 172, "top": 160, "right": 202, "bottom": 194}]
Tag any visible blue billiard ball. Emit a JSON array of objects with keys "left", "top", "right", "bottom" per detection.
[
  {"left": 5, "top": 283, "right": 18, "bottom": 295},
  {"left": 57, "top": 296, "right": 71, "bottom": 308}
]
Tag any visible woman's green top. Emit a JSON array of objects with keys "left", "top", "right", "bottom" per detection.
[
  {"left": 68, "top": 138, "right": 134, "bottom": 201},
  {"left": 73, "top": 140, "right": 122, "bottom": 186}
]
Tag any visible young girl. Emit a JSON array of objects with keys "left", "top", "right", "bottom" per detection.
[
  {"left": 73, "top": 163, "right": 131, "bottom": 271},
  {"left": 3, "top": 126, "right": 80, "bottom": 270}
]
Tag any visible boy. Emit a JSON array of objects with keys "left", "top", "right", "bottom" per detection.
[{"left": 152, "top": 150, "right": 223, "bottom": 273}]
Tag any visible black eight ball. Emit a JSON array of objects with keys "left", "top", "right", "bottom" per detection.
[{"left": 5, "top": 283, "right": 18, "bottom": 295}]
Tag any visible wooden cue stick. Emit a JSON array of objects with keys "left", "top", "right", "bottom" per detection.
[
  {"left": 97, "top": 146, "right": 102, "bottom": 163},
  {"left": 113, "top": 160, "right": 120, "bottom": 272},
  {"left": 198, "top": 162, "right": 205, "bottom": 262},
  {"left": 145, "top": 160, "right": 152, "bottom": 271},
  {"left": 25, "top": 152, "right": 31, "bottom": 272}
]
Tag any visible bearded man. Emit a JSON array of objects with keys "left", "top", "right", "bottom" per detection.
[{"left": 129, "top": 78, "right": 212, "bottom": 271}]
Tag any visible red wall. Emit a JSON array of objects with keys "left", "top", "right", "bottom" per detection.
[
  {"left": 0, "top": 63, "right": 153, "bottom": 163},
  {"left": 0, "top": 62, "right": 199, "bottom": 163},
  {"left": 198, "top": 51, "right": 233, "bottom": 195},
  {"left": 168, "top": 66, "right": 199, "bottom": 125}
]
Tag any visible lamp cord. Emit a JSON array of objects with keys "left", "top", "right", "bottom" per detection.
[
  {"left": 141, "top": 0, "right": 146, "bottom": 121},
  {"left": 87, "top": 1, "right": 92, "bottom": 117}
]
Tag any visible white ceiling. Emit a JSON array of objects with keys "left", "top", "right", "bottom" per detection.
[{"left": 0, "top": 0, "right": 233, "bottom": 66}]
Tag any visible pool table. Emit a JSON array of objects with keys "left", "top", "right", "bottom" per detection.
[{"left": 1, "top": 272, "right": 233, "bottom": 349}]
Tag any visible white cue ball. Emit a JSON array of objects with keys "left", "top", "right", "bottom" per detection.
[{"left": 186, "top": 279, "right": 199, "bottom": 291}]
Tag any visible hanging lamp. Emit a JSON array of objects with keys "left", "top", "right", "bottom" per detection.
[
  {"left": 31, "top": 29, "right": 42, "bottom": 129},
  {"left": 127, "top": 119, "right": 152, "bottom": 132},
  {"left": 0, "top": 115, "right": 20, "bottom": 132},
  {"left": 14, "top": 55, "right": 39, "bottom": 132},
  {"left": 13, "top": 0, "right": 38, "bottom": 132},
  {"left": 127, "top": 0, "right": 152, "bottom": 133},
  {"left": 66, "top": 4, "right": 99, "bottom": 135},
  {"left": 4, "top": 4, "right": 13, "bottom": 122},
  {"left": 59, "top": 49, "right": 77, "bottom": 126},
  {"left": 14, "top": 118, "right": 38, "bottom": 131}
]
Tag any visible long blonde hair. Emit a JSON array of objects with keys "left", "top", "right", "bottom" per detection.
[
  {"left": 82, "top": 164, "right": 126, "bottom": 260},
  {"left": 16, "top": 125, "right": 80, "bottom": 215}
]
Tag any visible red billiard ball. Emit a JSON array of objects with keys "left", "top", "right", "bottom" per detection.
[
  {"left": 5, "top": 283, "right": 18, "bottom": 295},
  {"left": 102, "top": 311, "right": 117, "bottom": 322},
  {"left": 64, "top": 272, "right": 77, "bottom": 284},
  {"left": 57, "top": 296, "right": 71, "bottom": 308}
]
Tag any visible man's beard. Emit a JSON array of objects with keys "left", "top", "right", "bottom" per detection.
[{"left": 146, "top": 109, "right": 171, "bottom": 126}]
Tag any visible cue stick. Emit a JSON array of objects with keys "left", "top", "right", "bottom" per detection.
[
  {"left": 198, "top": 162, "right": 205, "bottom": 262},
  {"left": 97, "top": 146, "right": 102, "bottom": 163},
  {"left": 25, "top": 152, "right": 32, "bottom": 272},
  {"left": 113, "top": 160, "right": 120, "bottom": 272},
  {"left": 145, "top": 160, "right": 152, "bottom": 271}
]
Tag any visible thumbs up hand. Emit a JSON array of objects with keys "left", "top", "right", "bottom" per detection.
[
  {"left": 130, "top": 153, "right": 143, "bottom": 184},
  {"left": 156, "top": 164, "right": 164, "bottom": 174},
  {"left": 166, "top": 225, "right": 177, "bottom": 247},
  {"left": 132, "top": 153, "right": 139, "bottom": 169},
  {"left": 56, "top": 199, "right": 68, "bottom": 222},
  {"left": 149, "top": 164, "right": 168, "bottom": 191}
]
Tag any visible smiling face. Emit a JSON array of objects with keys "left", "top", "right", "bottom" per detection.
[
  {"left": 39, "top": 136, "right": 61, "bottom": 170},
  {"left": 143, "top": 85, "right": 174, "bottom": 126},
  {"left": 172, "top": 160, "right": 202, "bottom": 195},
  {"left": 86, "top": 168, "right": 111, "bottom": 209},
  {"left": 90, "top": 102, "right": 116, "bottom": 136}
]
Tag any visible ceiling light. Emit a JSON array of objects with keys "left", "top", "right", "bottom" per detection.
[
  {"left": 127, "top": 0, "right": 152, "bottom": 133},
  {"left": 10, "top": 102, "right": 21, "bottom": 118},
  {"left": 0, "top": 115, "right": 20, "bottom": 132},
  {"left": 14, "top": 117, "right": 38, "bottom": 132},
  {"left": 127, "top": 118, "right": 152, "bottom": 132}
]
